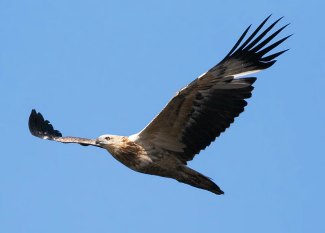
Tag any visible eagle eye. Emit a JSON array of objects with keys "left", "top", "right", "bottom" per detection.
[{"left": 105, "top": 136, "right": 111, "bottom": 140}]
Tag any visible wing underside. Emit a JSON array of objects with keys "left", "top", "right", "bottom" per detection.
[{"left": 135, "top": 15, "right": 290, "bottom": 163}]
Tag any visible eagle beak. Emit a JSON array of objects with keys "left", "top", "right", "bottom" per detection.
[{"left": 95, "top": 137, "right": 107, "bottom": 146}]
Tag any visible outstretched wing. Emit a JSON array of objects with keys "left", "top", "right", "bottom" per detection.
[
  {"left": 28, "top": 109, "right": 100, "bottom": 147},
  {"left": 134, "top": 15, "right": 290, "bottom": 163}
]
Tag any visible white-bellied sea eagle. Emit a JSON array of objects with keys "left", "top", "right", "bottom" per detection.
[{"left": 29, "top": 15, "right": 290, "bottom": 195}]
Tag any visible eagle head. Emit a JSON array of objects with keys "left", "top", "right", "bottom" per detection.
[{"left": 96, "top": 134, "right": 126, "bottom": 152}]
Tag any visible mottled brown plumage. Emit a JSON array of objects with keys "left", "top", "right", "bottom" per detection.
[{"left": 28, "top": 16, "right": 290, "bottom": 195}]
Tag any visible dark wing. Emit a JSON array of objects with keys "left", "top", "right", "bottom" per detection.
[
  {"left": 28, "top": 109, "right": 100, "bottom": 147},
  {"left": 134, "top": 15, "right": 290, "bottom": 163}
]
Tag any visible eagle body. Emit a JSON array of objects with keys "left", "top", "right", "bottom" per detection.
[
  {"left": 97, "top": 134, "right": 223, "bottom": 194},
  {"left": 28, "top": 16, "right": 290, "bottom": 195}
]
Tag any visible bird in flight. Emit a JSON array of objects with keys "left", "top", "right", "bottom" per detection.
[{"left": 29, "top": 16, "right": 290, "bottom": 195}]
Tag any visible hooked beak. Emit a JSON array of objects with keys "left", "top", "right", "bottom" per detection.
[
  {"left": 93, "top": 139, "right": 103, "bottom": 148},
  {"left": 95, "top": 136, "right": 109, "bottom": 146},
  {"left": 95, "top": 138, "right": 103, "bottom": 145}
]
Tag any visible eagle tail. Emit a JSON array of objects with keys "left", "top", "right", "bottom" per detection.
[{"left": 177, "top": 166, "right": 224, "bottom": 195}]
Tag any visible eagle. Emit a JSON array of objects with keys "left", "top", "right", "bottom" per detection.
[{"left": 29, "top": 16, "right": 290, "bottom": 195}]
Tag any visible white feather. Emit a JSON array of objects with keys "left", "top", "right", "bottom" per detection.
[{"left": 233, "top": 69, "right": 261, "bottom": 78}]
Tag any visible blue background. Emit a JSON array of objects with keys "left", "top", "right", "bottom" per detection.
[{"left": 1, "top": 0, "right": 324, "bottom": 232}]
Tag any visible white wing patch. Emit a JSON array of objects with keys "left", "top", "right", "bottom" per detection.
[
  {"left": 198, "top": 72, "right": 207, "bottom": 79},
  {"left": 128, "top": 133, "right": 140, "bottom": 142},
  {"left": 233, "top": 69, "right": 262, "bottom": 79}
]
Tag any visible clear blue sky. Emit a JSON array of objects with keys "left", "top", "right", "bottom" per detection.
[{"left": 1, "top": 0, "right": 324, "bottom": 232}]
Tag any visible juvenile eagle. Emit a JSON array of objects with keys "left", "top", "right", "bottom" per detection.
[{"left": 29, "top": 16, "right": 290, "bottom": 195}]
